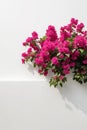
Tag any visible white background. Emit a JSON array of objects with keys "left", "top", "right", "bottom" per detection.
[{"left": 0, "top": 0, "right": 87, "bottom": 130}]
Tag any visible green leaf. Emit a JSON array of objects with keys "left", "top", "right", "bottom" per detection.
[
  {"left": 34, "top": 63, "right": 36, "bottom": 67},
  {"left": 84, "top": 76, "right": 87, "bottom": 83},
  {"left": 59, "top": 82, "right": 63, "bottom": 87},
  {"left": 79, "top": 48, "right": 84, "bottom": 53},
  {"left": 40, "top": 36, "right": 47, "bottom": 42}
]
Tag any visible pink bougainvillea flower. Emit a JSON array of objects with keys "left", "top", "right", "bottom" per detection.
[
  {"left": 35, "top": 57, "right": 44, "bottom": 65},
  {"left": 38, "top": 69, "right": 43, "bottom": 74},
  {"left": 59, "top": 75, "right": 64, "bottom": 80},
  {"left": 21, "top": 52, "right": 28, "bottom": 58},
  {"left": 21, "top": 58, "right": 25, "bottom": 64},
  {"left": 71, "top": 18, "right": 78, "bottom": 25},
  {"left": 22, "top": 18, "right": 87, "bottom": 87},
  {"left": 83, "top": 59, "right": 87, "bottom": 64},
  {"left": 51, "top": 57, "right": 58, "bottom": 65},
  {"left": 22, "top": 42, "right": 28, "bottom": 46},
  {"left": 46, "top": 25, "right": 58, "bottom": 41},
  {"left": 71, "top": 50, "right": 80, "bottom": 60},
  {"left": 26, "top": 37, "right": 33, "bottom": 42},
  {"left": 60, "top": 29, "right": 71, "bottom": 42},
  {"left": 63, "top": 69, "right": 70, "bottom": 74},
  {"left": 70, "top": 62, "right": 75, "bottom": 67},
  {"left": 44, "top": 71, "right": 48, "bottom": 76},
  {"left": 32, "top": 31, "right": 38, "bottom": 39},
  {"left": 63, "top": 64, "right": 70, "bottom": 70},
  {"left": 76, "top": 23, "right": 84, "bottom": 32},
  {"left": 74, "top": 35, "right": 87, "bottom": 48},
  {"left": 27, "top": 48, "right": 32, "bottom": 53},
  {"left": 59, "top": 54, "right": 64, "bottom": 59}
]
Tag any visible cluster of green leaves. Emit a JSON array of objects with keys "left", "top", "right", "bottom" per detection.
[
  {"left": 49, "top": 76, "right": 67, "bottom": 87},
  {"left": 72, "top": 48, "right": 87, "bottom": 84},
  {"left": 73, "top": 72, "right": 87, "bottom": 84}
]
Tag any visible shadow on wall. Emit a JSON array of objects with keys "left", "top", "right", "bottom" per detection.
[
  {"left": 28, "top": 64, "right": 87, "bottom": 114},
  {"left": 58, "top": 74, "right": 87, "bottom": 114},
  {"left": 27, "top": 63, "right": 35, "bottom": 75}
]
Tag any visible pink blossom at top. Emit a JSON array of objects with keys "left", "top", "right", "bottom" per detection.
[
  {"left": 77, "top": 23, "right": 84, "bottom": 32},
  {"left": 26, "top": 32, "right": 38, "bottom": 42},
  {"left": 60, "top": 28, "right": 71, "bottom": 42},
  {"left": 74, "top": 35, "right": 87, "bottom": 48},
  {"left": 71, "top": 18, "right": 78, "bottom": 25},
  {"left": 64, "top": 24, "right": 72, "bottom": 32},
  {"left": 46, "top": 25, "right": 58, "bottom": 41},
  {"left": 32, "top": 31, "right": 38, "bottom": 39},
  {"left": 26, "top": 37, "right": 33, "bottom": 42}
]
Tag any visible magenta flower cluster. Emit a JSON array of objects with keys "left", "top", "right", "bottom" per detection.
[{"left": 21, "top": 18, "right": 87, "bottom": 87}]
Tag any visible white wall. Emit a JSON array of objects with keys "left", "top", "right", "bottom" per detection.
[
  {"left": 0, "top": 81, "right": 87, "bottom": 130},
  {"left": 0, "top": 0, "right": 87, "bottom": 130}
]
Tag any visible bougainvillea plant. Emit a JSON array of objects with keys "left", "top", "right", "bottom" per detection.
[{"left": 21, "top": 18, "right": 87, "bottom": 87}]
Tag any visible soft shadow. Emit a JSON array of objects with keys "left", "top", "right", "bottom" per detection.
[
  {"left": 27, "top": 63, "right": 35, "bottom": 75},
  {"left": 27, "top": 65, "right": 87, "bottom": 114},
  {"left": 45, "top": 72, "right": 87, "bottom": 114},
  {"left": 57, "top": 74, "right": 87, "bottom": 114}
]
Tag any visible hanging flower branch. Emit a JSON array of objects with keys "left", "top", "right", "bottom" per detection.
[{"left": 21, "top": 18, "right": 87, "bottom": 87}]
